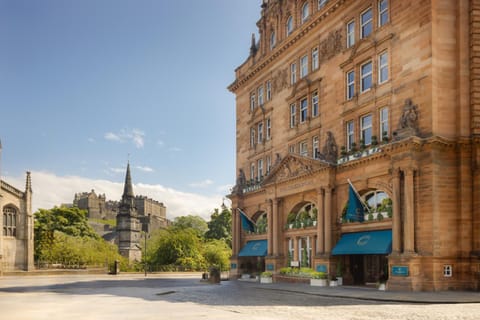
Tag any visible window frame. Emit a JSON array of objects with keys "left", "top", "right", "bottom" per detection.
[
  {"left": 258, "top": 86, "right": 264, "bottom": 106},
  {"left": 361, "top": 114, "right": 373, "bottom": 146},
  {"left": 347, "top": 20, "right": 355, "bottom": 48},
  {"left": 250, "top": 92, "right": 256, "bottom": 111},
  {"left": 313, "top": 136, "right": 319, "bottom": 159},
  {"left": 258, "top": 122, "right": 264, "bottom": 144},
  {"left": 258, "top": 158, "right": 264, "bottom": 180},
  {"left": 266, "top": 80, "right": 272, "bottom": 101},
  {"left": 379, "top": 0, "right": 389, "bottom": 27},
  {"left": 250, "top": 127, "right": 256, "bottom": 147},
  {"left": 380, "top": 107, "right": 389, "bottom": 138},
  {"left": 290, "top": 103, "right": 297, "bottom": 128},
  {"left": 346, "top": 120, "right": 355, "bottom": 151},
  {"left": 300, "top": 140, "right": 308, "bottom": 157},
  {"left": 300, "top": 97, "right": 308, "bottom": 123},
  {"left": 266, "top": 155, "right": 272, "bottom": 174},
  {"left": 312, "top": 47, "right": 319, "bottom": 70},
  {"left": 300, "top": 55, "right": 308, "bottom": 78},
  {"left": 360, "top": 7, "right": 373, "bottom": 39},
  {"left": 360, "top": 60, "right": 373, "bottom": 93},
  {"left": 301, "top": 2, "right": 310, "bottom": 24},
  {"left": 266, "top": 117, "right": 271, "bottom": 140},
  {"left": 286, "top": 16, "right": 294, "bottom": 36},
  {"left": 250, "top": 163, "right": 255, "bottom": 181},
  {"left": 318, "top": 0, "right": 328, "bottom": 9},
  {"left": 312, "top": 91, "right": 319, "bottom": 117},
  {"left": 270, "top": 31, "right": 276, "bottom": 50},
  {"left": 346, "top": 70, "right": 355, "bottom": 100},
  {"left": 378, "top": 51, "right": 389, "bottom": 84}
]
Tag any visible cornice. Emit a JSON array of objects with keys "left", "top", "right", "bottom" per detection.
[
  {"left": 228, "top": 0, "right": 347, "bottom": 93},
  {"left": 1, "top": 180, "right": 25, "bottom": 199}
]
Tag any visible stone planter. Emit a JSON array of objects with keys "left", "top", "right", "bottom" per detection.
[
  {"left": 310, "top": 278, "right": 327, "bottom": 287},
  {"left": 329, "top": 280, "right": 338, "bottom": 287},
  {"left": 337, "top": 277, "right": 343, "bottom": 286},
  {"left": 378, "top": 283, "right": 386, "bottom": 291},
  {"left": 260, "top": 277, "right": 273, "bottom": 284}
]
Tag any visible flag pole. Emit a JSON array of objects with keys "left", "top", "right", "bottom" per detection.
[
  {"left": 237, "top": 208, "right": 256, "bottom": 224},
  {"left": 347, "top": 179, "right": 372, "bottom": 213}
]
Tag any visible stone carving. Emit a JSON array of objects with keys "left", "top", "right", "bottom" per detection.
[
  {"left": 318, "top": 29, "right": 343, "bottom": 64},
  {"left": 275, "top": 153, "right": 282, "bottom": 165},
  {"left": 236, "top": 169, "right": 247, "bottom": 186},
  {"left": 321, "top": 131, "right": 338, "bottom": 164},
  {"left": 272, "top": 68, "right": 288, "bottom": 94},
  {"left": 394, "top": 98, "right": 419, "bottom": 140},
  {"left": 275, "top": 156, "right": 313, "bottom": 182}
]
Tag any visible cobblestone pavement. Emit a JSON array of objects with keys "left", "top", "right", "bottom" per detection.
[{"left": 0, "top": 274, "right": 479, "bottom": 320}]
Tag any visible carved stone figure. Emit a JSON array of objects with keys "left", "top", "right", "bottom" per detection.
[
  {"left": 236, "top": 169, "right": 247, "bottom": 187},
  {"left": 399, "top": 99, "right": 418, "bottom": 130},
  {"left": 322, "top": 131, "right": 338, "bottom": 163}
]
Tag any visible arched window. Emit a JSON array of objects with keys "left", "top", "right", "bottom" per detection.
[
  {"left": 3, "top": 206, "right": 17, "bottom": 237},
  {"left": 270, "top": 31, "right": 276, "bottom": 50},
  {"left": 255, "top": 212, "right": 268, "bottom": 234},
  {"left": 286, "top": 16, "right": 293, "bottom": 36},
  {"left": 301, "top": 2, "right": 310, "bottom": 23}
]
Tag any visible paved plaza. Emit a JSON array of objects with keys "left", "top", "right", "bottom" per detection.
[{"left": 0, "top": 273, "right": 479, "bottom": 320}]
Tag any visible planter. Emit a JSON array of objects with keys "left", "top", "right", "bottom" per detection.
[
  {"left": 337, "top": 276, "right": 343, "bottom": 286},
  {"left": 378, "top": 283, "right": 386, "bottom": 291},
  {"left": 310, "top": 278, "right": 327, "bottom": 287},
  {"left": 329, "top": 280, "right": 338, "bottom": 287},
  {"left": 260, "top": 277, "right": 273, "bottom": 284}
]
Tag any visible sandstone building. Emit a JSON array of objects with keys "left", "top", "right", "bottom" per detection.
[
  {"left": 228, "top": 0, "right": 479, "bottom": 291},
  {"left": 0, "top": 140, "right": 34, "bottom": 273}
]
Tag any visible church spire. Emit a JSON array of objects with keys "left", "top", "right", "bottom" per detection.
[{"left": 122, "top": 162, "right": 135, "bottom": 203}]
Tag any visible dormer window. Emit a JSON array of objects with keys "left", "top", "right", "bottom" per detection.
[
  {"left": 301, "top": 3, "right": 309, "bottom": 24},
  {"left": 286, "top": 16, "right": 293, "bottom": 36}
]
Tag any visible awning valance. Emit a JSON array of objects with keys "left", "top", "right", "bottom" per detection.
[
  {"left": 331, "top": 230, "right": 392, "bottom": 255},
  {"left": 238, "top": 240, "right": 268, "bottom": 257}
]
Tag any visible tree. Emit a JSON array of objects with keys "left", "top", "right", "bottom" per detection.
[
  {"left": 202, "top": 239, "right": 231, "bottom": 271},
  {"left": 172, "top": 215, "right": 208, "bottom": 238},
  {"left": 205, "top": 206, "right": 232, "bottom": 248}
]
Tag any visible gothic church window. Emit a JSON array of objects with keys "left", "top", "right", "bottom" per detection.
[{"left": 3, "top": 206, "right": 17, "bottom": 237}]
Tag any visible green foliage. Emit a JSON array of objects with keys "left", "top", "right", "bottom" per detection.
[
  {"left": 89, "top": 218, "right": 117, "bottom": 227},
  {"left": 172, "top": 215, "right": 208, "bottom": 238},
  {"left": 260, "top": 271, "right": 273, "bottom": 277},
  {"left": 205, "top": 207, "right": 232, "bottom": 247},
  {"left": 311, "top": 271, "right": 327, "bottom": 279},
  {"left": 287, "top": 212, "right": 296, "bottom": 224},
  {"left": 202, "top": 239, "right": 231, "bottom": 271},
  {"left": 279, "top": 267, "right": 315, "bottom": 278}
]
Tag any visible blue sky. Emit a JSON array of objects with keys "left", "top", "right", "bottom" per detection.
[{"left": 0, "top": 0, "right": 261, "bottom": 219}]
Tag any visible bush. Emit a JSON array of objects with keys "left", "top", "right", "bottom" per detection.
[
  {"left": 311, "top": 272, "right": 327, "bottom": 279},
  {"left": 261, "top": 271, "right": 273, "bottom": 277}
]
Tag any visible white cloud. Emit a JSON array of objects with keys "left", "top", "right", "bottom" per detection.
[
  {"left": 188, "top": 179, "right": 214, "bottom": 188},
  {"left": 135, "top": 166, "right": 154, "bottom": 173},
  {"left": 169, "top": 147, "right": 182, "bottom": 152},
  {"left": 104, "top": 128, "right": 145, "bottom": 149},
  {"left": 4, "top": 171, "right": 223, "bottom": 220}
]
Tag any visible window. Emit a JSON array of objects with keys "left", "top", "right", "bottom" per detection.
[
  {"left": 347, "top": 20, "right": 355, "bottom": 48},
  {"left": 361, "top": 114, "right": 373, "bottom": 145},
  {"left": 312, "top": 92, "right": 319, "bottom": 117},
  {"left": 250, "top": 92, "right": 256, "bottom": 111},
  {"left": 346, "top": 70, "right": 355, "bottom": 100},
  {"left": 379, "top": 0, "right": 389, "bottom": 27},
  {"left": 300, "top": 141, "right": 308, "bottom": 156},
  {"left": 258, "top": 122, "right": 264, "bottom": 144},
  {"left": 250, "top": 128, "right": 256, "bottom": 147},
  {"left": 286, "top": 16, "right": 293, "bottom": 36},
  {"left": 319, "top": 0, "right": 328, "bottom": 8},
  {"left": 360, "top": 61, "right": 373, "bottom": 93},
  {"left": 258, "top": 159, "right": 264, "bottom": 180},
  {"left": 270, "top": 31, "right": 276, "bottom": 50},
  {"left": 346, "top": 120, "right": 355, "bottom": 151},
  {"left": 301, "top": 2, "right": 309, "bottom": 23},
  {"left": 3, "top": 207, "right": 17, "bottom": 237},
  {"left": 266, "top": 155, "right": 272, "bottom": 174},
  {"left": 312, "top": 48, "right": 319, "bottom": 70},
  {"left": 250, "top": 163, "right": 255, "bottom": 181},
  {"left": 266, "top": 80, "right": 272, "bottom": 101},
  {"left": 290, "top": 104, "right": 297, "bottom": 128},
  {"left": 313, "top": 136, "right": 319, "bottom": 159},
  {"left": 300, "top": 55, "right": 308, "bottom": 78},
  {"left": 361, "top": 8, "right": 373, "bottom": 39},
  {"left": 365, "top": 190, "right": 390, "bottom": 211},
  {"left": 266, "top": 118, "right": 271, "bottom": 140},
  {"left": 289, "top": 145, "right": 295, "bottom": 153},
  {"left": 380, "top": 107, "right": 389, "bottom": 138},
  {"left": 290, "top": 62, "right": 297, "bottom": 84},
  {"left": 300, "top": 98, "right": 308, "bottom": 123},
  {"left": 378, "top": 51, "right": 388, "bottom": 84},
  {"left": 258, "top": 86, "right": 264, "bottom": 106}
]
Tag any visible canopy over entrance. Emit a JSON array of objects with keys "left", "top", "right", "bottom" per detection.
[
  {"left": 332, "top": 230, "right": 392, "bottom": 255},
  {"left": 238, "top": 240, "right": 268, "bottom": 257}
]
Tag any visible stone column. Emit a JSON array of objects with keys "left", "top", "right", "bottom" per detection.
[
  {"left": 293, "top": 237, "right": 299, "bottom": 261},
  {"left": 272, "top": 198, "right": 280, "bottom": 256},
  {"left": 267, "top": 200, "right": 273, "bottom": 256},
  {"left": 316, "top": 188, "right": 325, "bottom": 255},
  {"left": 404, "top": 168, "right": 416, "bottom": 253},
  {"left": 392, "top": 168, "right": 402, "bottom": 254},
  {"left": 232, "top": 208, "right": 240, "bottom": 256},
  {"left": 324, "top": 187, "right": 332, "bottom": 254}
]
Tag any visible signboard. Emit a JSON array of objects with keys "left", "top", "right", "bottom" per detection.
[
  {"left": 316, "top": 264, "right": 327, "bottom": 273},
  {"left": 290, "top": 261, "right": 299, "bottom": 267},
  {"left": 266, "top": 264, "right": 274, "bottom": 271},
  {"left": 230, "top": 263, "right": 237, "bottom": 270},
  {"left": 391, "top": 265, "right": 409, "bottom": 277}
]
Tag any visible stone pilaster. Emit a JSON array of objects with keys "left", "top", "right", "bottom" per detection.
[
  {"left": 404, "top": 167, "right": 416, "bottom": 254},
  {"left": 391, "top": 168, "right": 402, "bottom": 254},
  {"left": 316, "top": 188, "right": 324, "bottom": 255}
]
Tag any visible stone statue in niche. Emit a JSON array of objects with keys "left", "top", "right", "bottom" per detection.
[
  {"left": 321, "top": 131, "right": 338, "bottom": 164},
  {"left": 394, "top": 98, "right": 419, "bottom": 140}
]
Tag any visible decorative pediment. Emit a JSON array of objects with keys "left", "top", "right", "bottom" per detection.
[{"left": 262, "top": 153, "right": 332, "bottom": 185}]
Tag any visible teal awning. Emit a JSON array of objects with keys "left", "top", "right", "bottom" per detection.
[
  {"left": 238, "top": 240, "right": 268, "bottom": 257},
  {"left": 332, "top": 230, "right": 392, "bottom": 255}
]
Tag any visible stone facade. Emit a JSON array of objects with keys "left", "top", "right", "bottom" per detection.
[
  {"left": 228, "top": 0, "right": 480, "bottom": 291},
  {"left": 0, "top": 140, "right": 34, "bottom": 273}
]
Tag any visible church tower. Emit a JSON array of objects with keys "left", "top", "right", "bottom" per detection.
[{"left": 116, "top": 162, "right": 141, "bottom": 261}]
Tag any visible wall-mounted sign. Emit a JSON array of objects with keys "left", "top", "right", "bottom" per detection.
[
  {"left": 231, "top": 263, "right": 237, "bottom": 270},
  {"left": 316, "top": 264, "right": 327, "bottom": 273},
  {"left": 290, "top": 261, "right": 299, "bottom": 267},
  {"left": 392, "top": 265, "right": 409, "bottom": 277},
  {"left": 266, "top": 264, "right": 274, "bottom": 271}
]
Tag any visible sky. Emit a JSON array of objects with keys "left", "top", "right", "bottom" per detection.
[{"left": 0, "top": 0, "right": 261, "bottom": 220}]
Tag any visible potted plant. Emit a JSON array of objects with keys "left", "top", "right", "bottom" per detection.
[
  {"left": 336, "top": 261, "right": 343, "bottom": 286},
  {"left": 287, "top": 212, "right": 296, "bottom": 229},
  {"left": 311, "top": 208, "right": 318, "bottom": 226},
  {"left": 329, "top": 275, "right": 338, "bottom": 287},
  {"left": 310, "top": 272, "right": 327, "bottom": 286},
  {"left": 260, "top": 271, "right": 273, "bottom": 284},
  {"left": 371, "top": 135, "right": 378, "bottom": 146},
  {"left": 340, "top": 146, "right": 347, "bottom": 157}
]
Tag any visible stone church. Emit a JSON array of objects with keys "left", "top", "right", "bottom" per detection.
[
  {"left": 0, "top": 139, "right": 34, "bottom": 273},
  {"left": 229, "top": 0, "right": 479, "bottom": 291}
]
